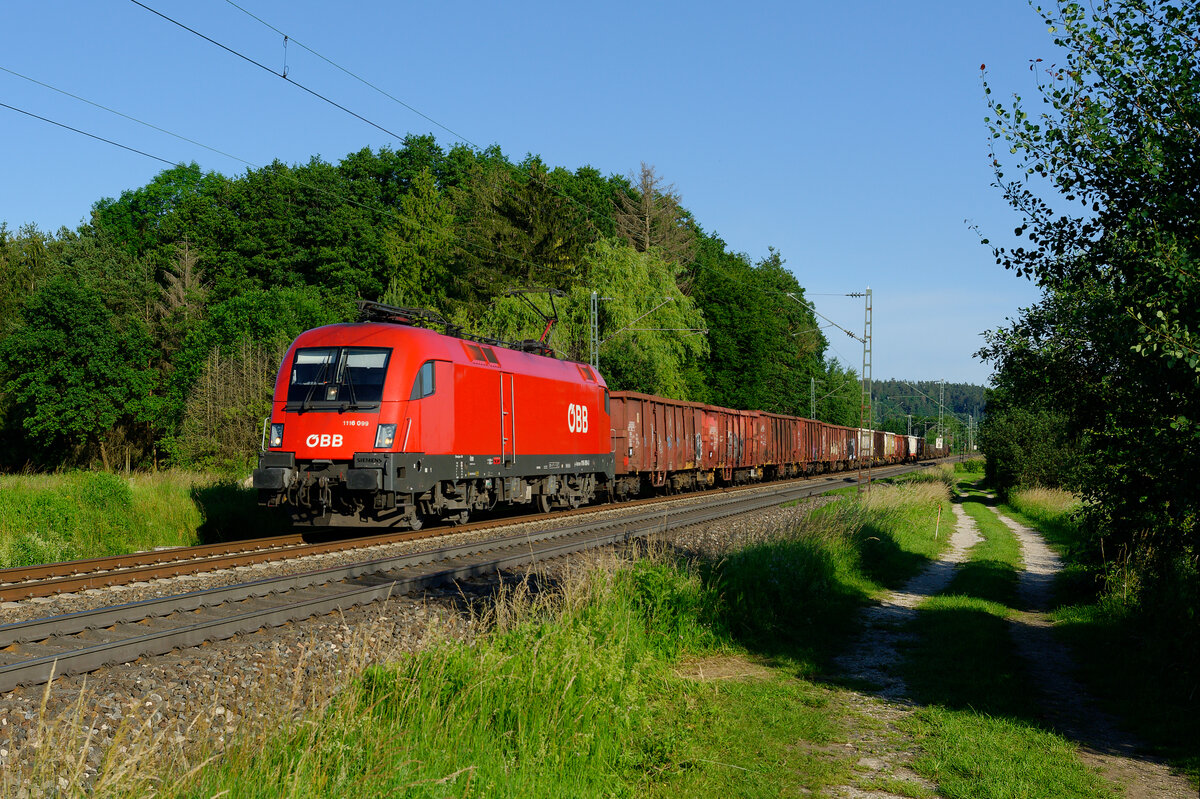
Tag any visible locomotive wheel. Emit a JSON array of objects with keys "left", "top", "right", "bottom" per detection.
[
  {"left": 449, "top": 509, "right": 470, "bottom": 526},
  {"left": 402, "top": 506, "right": 424, "bottom": 531},
  {"left": 535, "top": 493, "right": 551, "bottom": 514}
]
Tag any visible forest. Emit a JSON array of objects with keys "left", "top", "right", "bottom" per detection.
[{"left": 0, "top": 140, "right": 931, "bottom": 472}]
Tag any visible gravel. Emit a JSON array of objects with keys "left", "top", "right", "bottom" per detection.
[{"left": 0, "top": 487, "right": 830, "bottom": 796}]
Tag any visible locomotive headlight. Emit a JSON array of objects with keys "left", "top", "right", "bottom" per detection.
[
  {"left": 374, "top": 423, "right": 397, "bottom": 448},
  {"left": 268, "top": 423, "right": 285, "bottom": 448}
]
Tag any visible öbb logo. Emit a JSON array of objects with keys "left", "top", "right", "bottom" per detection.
[
  {"left": 567, "top": 403, "right": 588, "bottom": 433},
  {"left": 306, "top": 434, "right": 344, "bottom": 448}
]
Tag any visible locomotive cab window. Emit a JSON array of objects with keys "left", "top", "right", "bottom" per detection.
[
  {"left": 286, "top": 347, "right": 391, "bottom": 410},
  {"left": 410, "top": 360, "right": 436, "bottom": 399}
]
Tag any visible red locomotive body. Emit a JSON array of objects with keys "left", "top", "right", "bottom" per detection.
[
  {"left": 253, "top": 316, "right": 613, "bottom": 527},
  {"left": 253, "top": 303, "right": 946, "bottom": 529}
]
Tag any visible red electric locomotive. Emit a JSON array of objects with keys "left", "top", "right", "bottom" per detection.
[
  {"left": 253, "top": 302, "right": 614, "bottom": 527},
  {"left": 255, "top": 302, "right": 949, "bottom": 528}
]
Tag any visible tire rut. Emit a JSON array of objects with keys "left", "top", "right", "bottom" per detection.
[
  {"left": 994, "top": 508, "right": 1194, "bottom": 799},
  {"left": 826, "top": 497, "right": 981, "bottom": 798}
]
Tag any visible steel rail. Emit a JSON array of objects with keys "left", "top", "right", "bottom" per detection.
[
  {"left": 0, "top": 462, "right": 927, "bottom": 602},
  {"left": 0, "top": 471, "right": 878, "bottom": 693}
]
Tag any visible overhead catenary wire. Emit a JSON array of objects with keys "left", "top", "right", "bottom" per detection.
[
  {"left": 129, "top": 0, "right": 411, "bottom": 146},
  {"left": 0, "top": 89, "right": 547, "bottom": 293},
  {"left": 136, "top": 0, "right": 601, "bottom": 244},
  {"left": 0, "top": 100, "right": 177, "bottom": 168},
  {"left": 221, "top": 0, "right": 478, "bottom": 150},
  {"left": 1, "top": 65, "right": 254, "bottom": 170}
]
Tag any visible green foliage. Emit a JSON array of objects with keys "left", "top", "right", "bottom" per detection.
[
  {"left": 582, "top": 239, "right": 709, "bottom": 398},
  {"left": 0, "top": 471, "right": 212, "bottom": 567},
  {"left": 978, "top": 407, "right": 1076, "bottom": 493},
  {"left": 0, "top": 275, "right": 157, "bottom": 468},
  {"left": 981, "top": 0, "right": 1199, "bottom": 594},
  {"left": 689, "top": 238, "right": 827, "bottom": 415},
  {"left": 956, "top": 457, "right": 985, "bottom": 474}
]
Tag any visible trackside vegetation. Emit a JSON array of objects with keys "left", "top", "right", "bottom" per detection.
[
  {"left": 14, "top": 478, "right": 1116, "bottom": 798},
  {"left": 0, "top": 471, "right": 285, "bottom": 569},
  {"left": 11, "top": 484, "right": 937, "bottom": 797},
  {"left": 1002, "top": 487, "right": 1200, "bottom": 785}
]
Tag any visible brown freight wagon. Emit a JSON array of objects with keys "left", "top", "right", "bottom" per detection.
[
  {"left": 610, "top": 392, "right": 775, "bottom": 496},
  {"left": 761, "top": 411, "right": 820, "bottom": 479}
]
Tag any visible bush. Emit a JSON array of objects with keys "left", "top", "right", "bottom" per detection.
[
  {"left": 956, "top": 457, "right": 985, "bottom": 474},
  {"left": 978, "top": 407, "right": 1077, "bottom": 495}
]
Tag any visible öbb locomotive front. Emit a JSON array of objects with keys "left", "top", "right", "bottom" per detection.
[{"left": 253, "top": 303, "right": 614, "bottom": 528}]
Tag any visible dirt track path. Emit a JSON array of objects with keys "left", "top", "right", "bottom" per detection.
[
  {"left": 996, "top": 509, "right": 1194, "bottom": 799},
  {"left": 827, "top": 497, "right": 981, "bottom": 798},
  {"left": 828, "top": 496, "right": 1195, "bottom": 799}
]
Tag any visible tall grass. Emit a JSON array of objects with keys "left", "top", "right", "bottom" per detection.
[
  {"left": 1005, "top": 488, "right": 1082, "bottom": 554},
  {"left": 0, "top": 472, "right": 199, "bottom": 568},
  {"left": 9, "top": 482, "right": 957, "bottom": 797},
  {"left": 163, "top": 563, "right": 713, "bottom": 798},
  {"left": 893, "top": 463, "right": 957, "bottom": 489},
  {"left": 0, "top": 471, "right": 290, "bottom": 568},
  {"left": 956, "top": 458, "right": 986, "bottom": 474},
  {"left": 717, "top": 482, "right": 950, "bottom": 665}
]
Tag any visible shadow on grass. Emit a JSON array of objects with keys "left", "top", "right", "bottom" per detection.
[
  {"left": 855, "top": 519, "right": 930, "bottom": 591},
  {"left": 191, "top": 481, "right": 294, "bottom": 544},
  {"left": 901, "top": 600, "right": 1036, "bottom": 718},
  {"left": 945, "top": 560, "right": 1019, "bottom": 607}
]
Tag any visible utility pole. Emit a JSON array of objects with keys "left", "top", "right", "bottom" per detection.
[
  {"left": 810, "top": 377, "right": 816, "bottom": 420},
  {"left": 857, "top": 288, "right": 873, "bottom": 492},
  {"left": 907, "top": 413, "right": 912, "bottom": 436},
  {"left": 589, "top": 291, "right": 600, "bottom": 369},
  {"left": 938, "top": 379, "right": 945, "bottom": 450}
]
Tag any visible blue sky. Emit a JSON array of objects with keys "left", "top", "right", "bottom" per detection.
[{"left": 1, "top": 1, "right": 1057, "bottom": 385}]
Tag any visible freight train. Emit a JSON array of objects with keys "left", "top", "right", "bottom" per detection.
[{"left": 253, "top": 302, "right": 948, "bottom": 528}]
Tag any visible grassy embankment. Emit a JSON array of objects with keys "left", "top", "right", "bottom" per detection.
[
  {"left": 1001, "top": 488, "right": 1200, "bottom": 787},
  {"left": 9, "top": 466, "right": 1140, "bottom": 797},
  {"left": 0, "top": 471, "right": 289, "bottom": 569},
  {"left": 898, "top": 469, "right": 1115, "bottom": 799},
  {"left": 14, "top": 476, "right": 953, "bottom": 797},
  {"left": 23, "top": 466, "right": 1116, "bottom": 798}
]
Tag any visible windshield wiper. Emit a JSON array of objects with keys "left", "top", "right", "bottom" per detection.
[
  {"left": 341, "top": 361, "right": 360, "bottom": 412},
  {"left": 299, "top": 352, "right": 335, "bottom": 414}
]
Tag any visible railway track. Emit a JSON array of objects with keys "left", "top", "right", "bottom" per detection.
[
  {"left": 0, "top": 462, "right": 934, "bottom": 693},
  {"left": 0, "top": 464, "right": 928, "bottom": 603}
]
